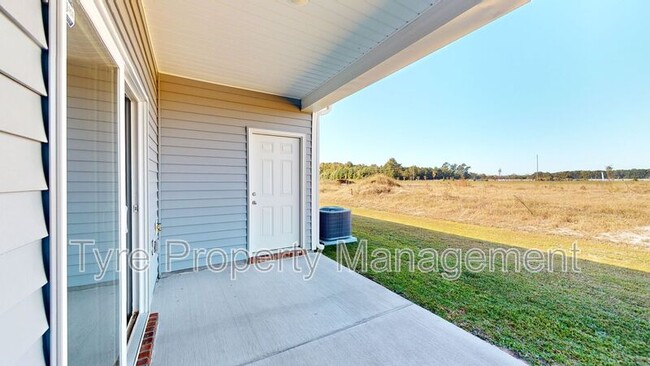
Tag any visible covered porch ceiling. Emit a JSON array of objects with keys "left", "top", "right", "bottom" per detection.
[{"left": 142, "top": 0, "right": 528, "bottom": 112}]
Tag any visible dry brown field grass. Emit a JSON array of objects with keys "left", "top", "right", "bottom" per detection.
[{"left": 321, "top": 176, "right": 650, "bottom": 271}]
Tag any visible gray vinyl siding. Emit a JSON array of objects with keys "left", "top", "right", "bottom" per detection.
[
  {"left": 104, "top": 1, "right": 160, "bottom": 287},
  {"left": 67, "top": 63, "right": 119, "bottom": 286},
  {"left": 0, "top": 1, "right": 48, "bottom": 365},
  {"left": 159, "top": 74, "right": 313, "bottom": 272}
]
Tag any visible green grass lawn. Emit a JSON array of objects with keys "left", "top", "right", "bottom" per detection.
[{"left": 322, "top": 216, "right": 650, "bottom": 366}]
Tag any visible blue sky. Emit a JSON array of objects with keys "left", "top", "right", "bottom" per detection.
[{"left": 320, "top": 0, "right": 650, "bottom": 175}]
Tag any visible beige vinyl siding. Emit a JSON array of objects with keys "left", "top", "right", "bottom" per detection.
[
  {"left": 0, "top": 4, "right": 45, "bottom": 95},
  {"left": 159, "top": 74, "right": 313, "bottom": 272},
  {"left": 104, "top": 1, "right": 160, "bottom": 287},
  {"left": 0, "top": 73, "right": 47, "bottom": 141},
  {"left": 0, "top": 1, "right": 48, "bottom": 365}
]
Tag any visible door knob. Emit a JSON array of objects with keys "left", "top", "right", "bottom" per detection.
[{"left": 252, "top": 201, "right": 257, "bottom": 205}]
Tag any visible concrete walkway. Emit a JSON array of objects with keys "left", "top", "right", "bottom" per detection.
[{"left": 151, "top": 254, "right": 526, "bottom": 366}]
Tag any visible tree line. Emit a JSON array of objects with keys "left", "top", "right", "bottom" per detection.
[
  {"left": 497, "top": 168, "right": 650, "bottom": 181},
  {"left": 320, "top": 159, "right": 472, "bottom": 180},
  {"left": 320, "top": 159, "right": 650, "bottom": 181}
]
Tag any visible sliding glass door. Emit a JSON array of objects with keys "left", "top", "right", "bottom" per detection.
[{"left": 66, "top": 2, "right": 121, "bottom": 364}]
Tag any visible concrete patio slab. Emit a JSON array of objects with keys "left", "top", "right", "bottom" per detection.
[{"left": 150, "top": 254, "right": 525, "bottom": 366}]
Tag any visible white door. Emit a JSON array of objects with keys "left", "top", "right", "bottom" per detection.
[{"left": 249, "top": 133, "right": 302, "bottom": 253}]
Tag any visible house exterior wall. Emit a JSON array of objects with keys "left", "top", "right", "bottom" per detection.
[
  {"left": 0, "top": 1, "right": 49, "bottom": 365},
  {"left": 159, "top": 74, "right": 313, "bottom": 272}
]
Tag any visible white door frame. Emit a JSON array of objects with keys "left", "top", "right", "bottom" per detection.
[
  {"left": 51, "top": 1, "right": 152, "bottom": 364},
  {"left": 94, "top": 1, "right": 154, "bottom": 363},
  {"left": 247, "top": 128, "right": 306, "bottom": 255},
  {"left": 123, "top": 80, "right": 151, "bottom": 363},
  {"left": 125, "top": 63, "right": 149, "bottom": 307},
  {"left": 73, "top": 2, "right": 129, "bottom": 365},
  {"left": 49, "top": 1, "right": 67, "bottom": 364}
]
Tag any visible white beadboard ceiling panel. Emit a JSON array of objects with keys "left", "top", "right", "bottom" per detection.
[{"left": 142, "top": 0, "right": 528, "bottom": 108}]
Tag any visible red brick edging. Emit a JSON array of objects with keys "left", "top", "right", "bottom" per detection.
[{"left": 136, "top": 312, "right": 159, "bottom": 366}]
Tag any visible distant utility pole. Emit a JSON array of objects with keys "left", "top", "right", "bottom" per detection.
[{"left": 536, "top": 154, "right": 539, "bottom": 181}]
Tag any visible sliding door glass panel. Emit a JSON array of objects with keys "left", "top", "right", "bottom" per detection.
[{"left": 67, "top": 3, "right": 120, "bottom": 365}]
